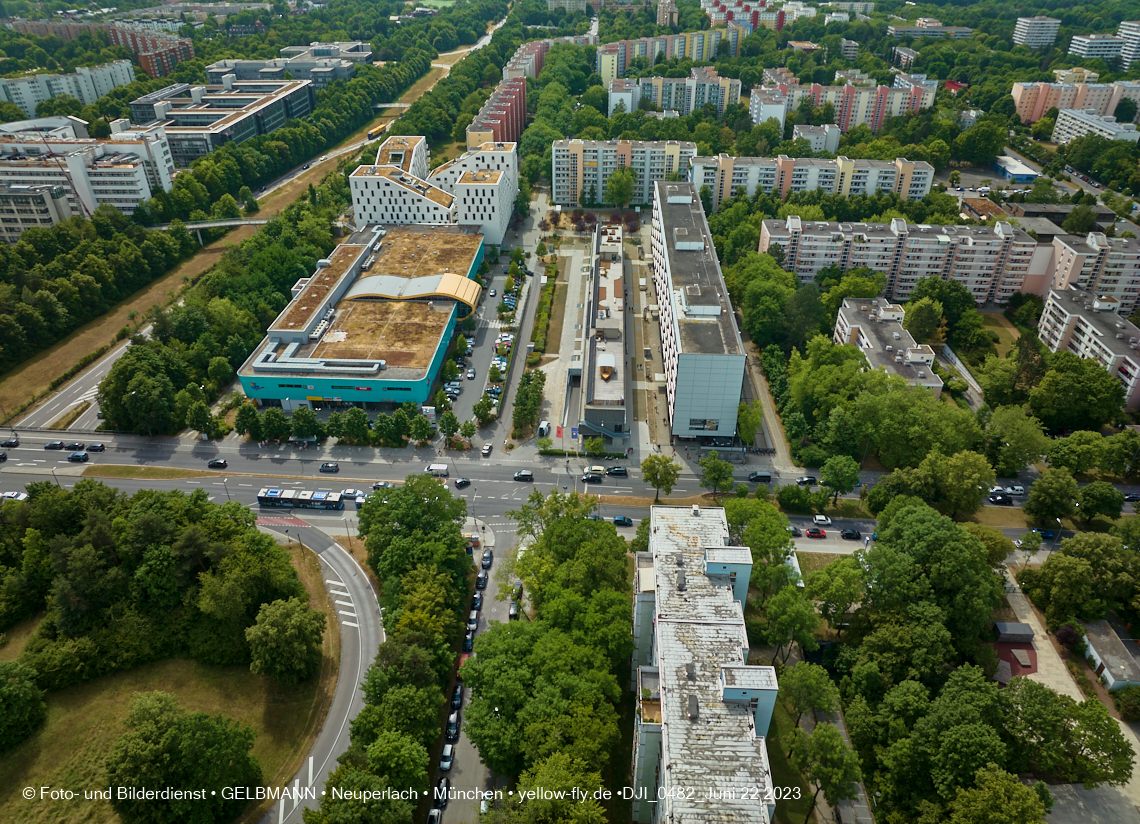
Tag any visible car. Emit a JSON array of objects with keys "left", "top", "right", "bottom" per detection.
[
  {"left": 207, "top": 458, "right": 227, "bottom": 468},
  {"left": 372, "top": 481, "right": 394, "bottom": 490},
  {"left": 748, "top": 471, "right": 773, "bottom": 483},
  {"left": 796, "top": 476, "right": 816, "bottom": 486},
  {"left": 1126, "top": 493, "right": 1140, "bottom": 503},
  {"left": 1033, "top": 529, "right": 1056, "bottom": 539},
  {"left": 482, "top": 548, "right": 493, "bottom": 569},
  {"left": 3, "top": 491, "right": 27, "bottom": 501},
  {"left": 989, "top": 486, "right": 1005, "bottom": 495},
  {"left": 472, "top": 591, "right": 483, "bottom": 610},
  {"left": 450, "top": 684, "right": 464, "bottom": 710},
  {"left": 840, "top": 528, "right": 861, "bottom": 540},
  {"left": 805, "top": 528, "right": 826, "bottom": 539},
  {"left": 614, "top": 515, "right": 633, "bottom": 527},
  {"left": 488, "top": 386, "right": 503, "bottom": 396},
  {"left": 302, "top": 163, "right": 310, "bottom": 169},
  {"left": 45, "top": 441, "right": 64, "bottom": 450},
  {"left": 812, "top": 515, "right": 832, "bottom": 526},
  {"left": 514, "top": 470, "right": 533, "bottom": 481},
  {"left": 489, "top": 288, "right": 497, "bottom": 296},
  {"left": 606, "top": 466, "right": 628, "bottom": 476},
  {"left": 509, "top": 601, "right": 520, "bottom": 620},
  {"left": 342, "top": 489, "right": 366, "bottom": 499},
  {"left": 0, "top": 438, "right": 16, "bottom": 448},
  {"left": 462, "top": 631, "right": 474, "bottom": 652},
  {"left": 319, "top": 462, "right": 339, "bottom": 473},
  {"left": 787, "top": 525, "right": 802, "bottom": 537},
  {"left": 439, "top": 744, "right": 454, "bottom": 771},
  {"left": 67, "top": 451, "right": 88, "bottom": 463},
  {"left": 467, "top": 610, "right": 479, "bottom": 632},
  {"left": 989, "top": 494, "right": 1012, "bottom": 506},
  {"left": 1011, "top": 485, "right": 1025, "bottom": 496},
  {"left": 512, "top": 581, "right": 523, "bottom": 601},
  {"left": 581, "top": 473, "right": 602, "bottom": 483},
  {"left": 482, "top": 443, "right": 493, "bottom": 456},
  {"left": 445, "top": 710, "right": 461, "bottom": 742},
  {"left": 455, "top": 477, "right": 471, "bottom": 489},
  {"left": 434, "top": 777, "right": 451, "bottom": 810},
  {"left": 86, "top": 443, "right": 105, "bottom": 453},
  {"left": 586, "top": 513, "right": 603, "bottom": 521},
  {"left": 0, "top": 452, "right": 5, "bottom": 461},
  {"left": 467, "top": 369, "right": 476, "bottom": 380},
  {"left": 476, "top": 570, "right": 488, "bottom": 589}
]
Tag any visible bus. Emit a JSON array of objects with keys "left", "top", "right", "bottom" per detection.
[
  {"left": 257, "top": 488, "right": 344, "bottom": 510},
  {"left": 367, "top": 128, "right": 384, "bottom": 140}
]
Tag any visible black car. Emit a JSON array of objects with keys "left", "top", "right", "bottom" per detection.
[
  {"left": 796, "top": 476, "right": 817, "bottom": 486},
  {"left": 372, "top": 481, "right": 394, "bottom": 490},
  {"left": 319, "top": 462, "right": 339, "bottom": 473},
  {"left": 450, "top": 684, "right": 463, "bottom": 710},
  {"left": 67, "top": 451, "right": 89, "bottom": 463},
  {"left": 512, "top": 581, "right": 523, "bottom": 601},
  {"left": 0, "top": 452, "right": 5, "bottom": 461},
  {"left": 86, "top": 443, "right": 105, "bottom": 453},
  {"left": 63, "top": 442, "right": 84, "bottom": 451},
  {"left": 481, "top": 548, "right": 493, "bottom": 569},
  {"left": 1126, "top": 493, "right": 1140, "bottom": 503},
  {"left": 509, "top": 601, "right": 519, "bottom": 621},
  {"left": 455, "top": 477, "right": 471, "bottom": 489},
  {"left": 0, "top": 438, "right": 17, "bottom": 448},
  {"left": 434, "top": 777, "right": 451, "bottom": 810},
  {"left": 787, "top": 525, "right": 802, "bottom": 537},
  {"left": 840, "top": 528, "right": 861, "bottom": 540},
  {"left": 513, "top": 470, "right": 533, "bottom": 481},
  {"left": 475, "top": 570, "right": 488, "bottom": 590},
  {"left": 207, "top": 458, "right": 227, "bottom": 469},
  {"left": 462, "top": 631, "right": 474, "bottom": 652},
  {"left": 614, "top": 516, "right": 633, "bottom": 527},
  {"left": 748, "top": 471, "right": 772, "bottom": 483},
  {"left": 45, "top": 441, "right": 64, "bottom": 450},
  {"left": 605, "top": 466, "right": 627, "bottom": 476},
  {"left": 581, "top": 473, "right": 602, "bottom": 484},
  {"left": 989, "top": 494, "right": 1013, "bottom": 506}
]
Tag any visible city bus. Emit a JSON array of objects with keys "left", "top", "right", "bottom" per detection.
[{"left": 257, "top": 488, "right": 344, "bottom": 510}]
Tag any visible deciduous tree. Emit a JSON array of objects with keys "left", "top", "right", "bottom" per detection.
[
  {"left": 640, "top": 455, "right": 680, "bottom": 502},
  {"left": 245, "top": 597, "right": 326, "bottom": 685}
]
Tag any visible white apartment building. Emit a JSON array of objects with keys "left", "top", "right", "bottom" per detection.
[
  {"left": 1119, "top": 21, "right": 1140, "bottom": 69},
  {"left": 608, "top": 78, "right": 640, "bottom": 116},
  {"left": 1039, "top": 286, "right": 1140, "bottom": 409},
  {"left": 749, "top": 88, "right": 789, "bottom": 129},
  {"left": 1014, "top": 16, "right": 1061, "bottom": 49},
  {"left": 793, "top": 124, "right": 841, "bottom": 153},
  {"left": 689, "top": 155, "right": 933, "bottom": 211},
  {"left": 834, "top": 298, "right": 943, "bottom": 396},
  {"left": 630, "top": 505, "right": 778, "bottom": 824},
  {"left": 0, "top": 60, "right": 134, "bottom": 116},
  {"left": 1052, "top": 109, "right": 1140, "bottom": 145},
  {"left": 1069, "top": 34, "right": 1125, "bottom": 61},
  {"left": 349, "top": 136, "right": 517, "bottom": 246},
  {"left": 1050, "top": 232, "right": 1140, "bottom": 314},
  {"left": 551, "top": 140, "right": 697, "bottom": 207},
  {"left": 840, "top": 38, "right": 859, "bottom": 60},
  {"left": 0, "top": 183, "right": 75, "bottom": 241},
  {"left": 0, "top": 116, "right": 174, "bottom": 216},
  {"left": 650, "top": 182, "right": 746, "bottom": 440},
  {"left": 759, "top": 216, "right": 1049, "bottom": 304}
]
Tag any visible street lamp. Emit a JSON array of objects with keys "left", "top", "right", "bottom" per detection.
[
  {"left": 1052, "top": 517, "right": 1063, "bottom": 551},
  {"left": 50, "top": 467, "right": 60, "bottom": 488},
  {"left": 222, "top": 478, "right": 231, "bottom": 501},
  {"left": 342, "top": 517, "right": 353, "bottom": 550}
]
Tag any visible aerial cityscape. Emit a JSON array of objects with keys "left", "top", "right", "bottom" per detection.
[{"left": 4, "top": 1, "right": 1140, "bottom": 824}]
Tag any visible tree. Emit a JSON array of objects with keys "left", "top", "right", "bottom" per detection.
[
  {"left": 106, "top": 692, "right": 261, "bottom": 824},
  {"left": 764, "top": 586, "right": 821, "bottom": 664},
  {"left": 604, "top": 167, "right": 636, "bottom": 208},
  {"left": 949, "top": 170, "right": 961, "bottom": 186},
  {"left": 1023, "top": 468, "right": 1077, "bottom": 524},
  {"left": 439, "top": 410, "right": 460, "bottom": 444},
  {"left": 261, "top": 408, "right": 291, "bottom": 441},
  {"left": 1049, "top": 430, "right": 1106, "bottom": 474},
  {"left": 456, "top": 335, "right": 467, "bottom": 355},
  {"left": 0, "top": 662, "right": 46, "bottom": 752},
  {"left": 489, "top": 363, "right": 502, "bottom": 383},
  {"left": 460, "top": 420, "right": 477, "bottom": 441},
  {"left": 1030, "top": 352, "right": 1125, "bottom": 432},
  {"left": 1075, "top": 481, "right": 1125, "bottom": 525},
  {"left": 820, "top": 455, "right": 860, "bottom": 505},
  {"left": 1062, "top": 204, "right": 1100, "bottom": 235},
  {"left": 207, "top": 356, "right": 233, "bottom": 386},
  {"left": 366, "top": 730, "right": 430, "bottom": 792},
  {"left": 473, "top": 394, "right": 495, "bottom": 425},
  {"left": 923, "top": 450, "right": 995, "bottom": 518},
  {"left": 985, "top": 406, "right": 1048, "bottom": 477},
  {"left": 442, "top": 359, "right": 460, "bottom": 382},
  {"left": 585, "top": 436, "right": 605, "bottom": 456},
  {"left": 904, "top": 297, "right": 946, "bottom": 345},
  {"left": 805, "top": 556, "right": 862, "bottom": 637},
  {"left": 641, "top": 454, "right": 680, "bottom": 502},
  {"left": 185, "top": 400, "right": 212, "bottom": 435},
  {"left": 781, "top": 662, "right": 840, "bottom": 727},
  {"left": 699, "top": 453, "right": 735, "bottom": 500},
  {"left": 234, "top": 403, "right": 262, "bottom": 440},
  {"left": 245, "top": 597, "right": 325, "bottom": 685},
  {"left": 789, "top": 723, "right": 862, "bottom": 821},
  {"left": 948, "top": 763, "right": 1048, "bottom": 824},
  {"left": 409, "top": 414, "right": 434, "bottom": 445}
]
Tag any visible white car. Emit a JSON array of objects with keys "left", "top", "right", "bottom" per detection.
[
  {"left": 812, "top": 515, "right": 832, "bottom": 526},
  {"left": 1011, "top": 485, "right": 1025, "bottom": 496},
  {"left": 3, "top": 490, "right": 27, "bottom": 501},
  {"left": 440, "top": 744, "right": 454, "bottom": 771}
]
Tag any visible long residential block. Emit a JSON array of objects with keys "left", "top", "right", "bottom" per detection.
[
  {"left": 1011, "top": 81, "right": 1116, "bottom": 124},
  {"left": 108, "top": 24, "right": 195, "bottom": 77},
  {"left": 466, "top": 77, "right": 526, "bottom": 147},
  {"left": 597, "top": 27, "right": 748, "bottom": 86},
  {"left": 0, "top": 60, "right": 135, "bottom": 116},
  {"left": 1069, "top": 34, "right": 1124, "bottom": 61},
  {"left": 887, "top": 18, "right": 973, "bottom": 38},
  {"left": 1014, "top": 16, "right": 1060, "bottom": 49},
  {"left": 552, "top": 139, "right": 697, "bottom": 207},
  {"left": 1052, "top": 109, "right": 1140, "bottom": 145},
  {"left": 758, "top": 81, "right": 934, "bottom": 132},
  {"left": 607, "top": 67, "right": 740, "bottom": 117}
]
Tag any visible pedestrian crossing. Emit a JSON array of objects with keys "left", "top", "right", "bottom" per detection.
[{"left": 326, "top": 578, "right": 359, "bottom": 628}]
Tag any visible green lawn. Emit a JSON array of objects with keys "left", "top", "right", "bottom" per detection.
[
  {"left": 767, "top": 700, "right": 820, "bottom": 824},
  {"left": 980, "top": 312, "right": 1020, "bottom": 358},
  {"left": 796, "top": 551, "right": 845, "bottom": 580}
]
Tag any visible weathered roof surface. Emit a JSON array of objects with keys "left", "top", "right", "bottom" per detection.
[{"left": 346, "top": 272, "right": 482, "bottom": 310}]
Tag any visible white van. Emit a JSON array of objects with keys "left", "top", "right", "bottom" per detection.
[
  {"left": 537, "top": 420, "right": 550, "bottom": 438},
  {"left": 426, "top": 464, "right": 449, "bottom": 477}
]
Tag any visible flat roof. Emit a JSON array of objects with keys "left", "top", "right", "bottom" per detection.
[
  {"left": 961, "top": 197, "right": 1007, "bottom": 219},
  {"left": 656, "top": 182, "right": 743, "bottom": 358},
  {"left": 458, "top": 169, "right": 502, "bottom": 185},
  {"left": 994, "top": 155, "right": 1038, "bottom": 176},
  {"left": 838, "top": 298, "right": 943, "bottom": 389},
  {"left": 376, "top": 135, "right": 423, "bottom": 171},
  {"left": 137, "top": 80, "right": 312, "bottom": 136},
  {"left": 311, "top": 299, "right": 448, "bottom": 368},
  {"left": 370, "top": 225, "right": 483, "bottom": 278},
  {"left": 1048, "top": 286, "right": 1140, "bottom": 359},
  {"left": 1083, "top": 618, "right": 1140, "bottom": 684},
  {"left": 270, "top": 243, "right": 367, "bottom": 333}
]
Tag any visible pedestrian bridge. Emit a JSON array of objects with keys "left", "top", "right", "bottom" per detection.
[{"left": 154, "top": 217, "right": 271, "bottom": 244}]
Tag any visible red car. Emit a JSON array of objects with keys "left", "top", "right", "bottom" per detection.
[{"left": 806, "top": 528, "right": 826, "bottom": 539}]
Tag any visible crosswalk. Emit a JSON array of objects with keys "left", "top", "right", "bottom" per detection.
[{"left": 326, "top": 578, "right": 359, "bottom": 629}]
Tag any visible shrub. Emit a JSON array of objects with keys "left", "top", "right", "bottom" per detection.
[
  {"left": 1055, "top": 622, "right": 1086, "bottom": 655},
  {"left": 1114, "top": 685, "right": 1140, "bottom": 721},
  {"left": 526, "top": 352, "right": 540, "bottom": 366}
]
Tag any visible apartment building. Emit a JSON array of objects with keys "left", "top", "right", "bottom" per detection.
[
  {"left": 551, "top": 140, "right": 696, "bottom": 207},
  {"left": 762, "top": 67, "right": 799, "bottom": 87},
  {"left": 0, "top": 116, "right": 175, "bottom": 216},
  {"left": 894, "top": 72, "right": 938, "bottom": 95},
  {"left": 1039, "top": 286, "right": 1140, "bottom": 409},
  {"left": 1054, "top": 67, "right": 1101, "bottom": 84},
  {"left": 0, "top": 183, "right": 75, "bottom": 240},
  {"left": 1052, "top": 109, "right": 1140, "bottom": 145},
  {"left": 892, "top": 46, "right": 919, "bottom": 68},
  {"left": 1011, "top": 81, "right": 1115, "bottom": 124},
  {"left": 547, "top": 0, "right": 587, "bottom": 10},
  {"left": 1068, "top": 34, "right": 1124, "bottom": 61},
  {"left": 1014, "top": 16, "right": 1061, "bottom": 49},
  {"left": 597, "top": 26, "right": 748, "bottom": 86},
  {"left": 6, "top": 18, "right": 93, "bottom": 39},
  {"left": 465, "top": 77, "right": 526, "bottom": 146},
  {"left": 657, "top": 0, "right": 679, "bottom": 27},
  {"left": 835, "top": 69, "right": 875, "bottom": 87},
  {"left": 129, "top": 78, "right": 315, "bottom": 167},
  {"left": 1119, "top": 21, "right": 1140, "bottom": 69},
  {"left": 108, "top": 24, "right": 195, "bottom": 77},
  {"left": 792, "top": 124, "right": 841, "bottom": 153},
  {"left": 828, "top": 1, "right": 875, "bottom": 11},
  {"left": 690, "top": 154, "right": 933, "bottom": 211},
  {"left": 827, "top": 12, "right": 851, "bottom": 25},
  {"left": 428, "top": 142, "right": 518, "bottom": 246},
  {"left": 608, "top": 68, "right": 741, "bottom": 117},
  {"left": 578, "top": 224, "right": 629, "bottom": 444},
  {"left": 0, "top": 60, "right": 134, "bottom": 116},
  {"left": 1110, "top": 81, "right": 1140, "bottom": 121},
  {"left": 1050, "top": 233, "right": 1140, "bottom": 314},
  {"left": 887, "top": 19, "right": 973, "bottom": 39},
  {"left": 761, "top": 81, "right": 934, "bottom": 132},
  {"left": 630, "top": 505, "right": 778, "bottom": 824},
  {"left": 749, "top": 88, "right": 789, "bottom": 129},
  {"left": 834, "top": 298, "right": 943, "bottom": 396},
  {"left": 759, "top": 216, "right": 1049, "bottom": 304},
  {"left": 349, "top": 166, "right": 455, "bottom": 227},
  {"left": 651, "top": 182, "right": 746, "bottom": 440},
  {"left": 840, "top": 38, "right": 859, "bottom": 60}
]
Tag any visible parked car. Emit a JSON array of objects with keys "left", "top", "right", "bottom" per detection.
[
  {"left": 614, "top": 515, "right": 633, "bottom": 527},
  {"left": 434, "top": 777, "right": 451, "bottom": 810},
  {"left": 467, "top": 611, "right": 479, "bottom": 632},
  {"left": 812, "top": 515, "right": 832, "bottom": 526},
  {"left": 476, "top": 570, "right": 488, "bottom": 589},
  {"left": 581, "top": 473, "right": 602, "bottom": 483},
  {"left": 472, "top": 591, "right": 483, "bottom": 610},
  {"left": 989, "top": 494, "right": 1013, "bottom": 506},
  {"left": 0, "top": 453, "right": 6, "bottom": 461},
  {"left": 490, "top": 289, "right": 497, "bottom": 296},
  {"left": 45, "top": 441, "right": 64, "bottom": 450},
  {"left": 606, "top": 466, "right": 627, "bottom": 476},
  {"left": 514, "top": 470, "right": 533, "bottom": 481},
  {"left": 482, "top": 548, "right": 493, "bottom": 569},
  {"left": 462, "top": 631, "right": 474, "bottom": 652},
  {"left": 840, "top": 528, "right": 861, "bottom": 540},
  {"left": 1011, "top": 485, "right": 1025, "bottom": 496},
  {"left": 320, "top": 462, "right": 340, "bottom": 473},
  {"left": 67, "top": 451, "right": 88, "bottom": 463},
  {"left": 1126, "top": 493, "right": 1140, "bottom": 503},
  {"left": 586, "top": 513, "right": 603, "bottom": 521},
  {"left": 805, "top": 527, "right": 826, "bottom": 538},
  {"left": 509, "top": 601, "right": 520, "bottom": 620},
  {"left": 796, "top": 476, "right": 816, "bottom": 486},
  {"left": 439, "top": 744, "right": 454, "bottom": 771},
  {"left": 450, "top": 684, "right": 463, "bottom": 710},
  {"left": 482, "top": 443, "right": 493, "bottom": 456},
  {"left": 86, "top": 443, "right": 105, "bottom": 453},
  {"left": 207, "top": 459, "right": 227, "bottom": 468},
  {"left": 455, "top": 477, "right": 471, "bottom": 489}
]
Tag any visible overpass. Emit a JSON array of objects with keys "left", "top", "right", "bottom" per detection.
[
  {"left": 372, "top": 102, "right": 411, "bottom": 109},
  {"left": 154, "top": 217, "right": 271, "bottom": 244}
]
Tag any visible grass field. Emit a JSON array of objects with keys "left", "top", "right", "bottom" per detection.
[
  {"left": 796, "top": 551, "right": 845, "bottom": 580},
  {"left": 980, "top": 312, "right": 1020, "bottom": 358},
  {"left": 544, "top": 258, "right": 571, "bottom": 355},
  {"left": 83, "top": 464, "right": 217, "bottom": 480},
  {"left": 0, "top": 614, "right": 40, "bottom": 662},
  {"left": 0, "top": 543, "right": 339, "bottom": 824}
]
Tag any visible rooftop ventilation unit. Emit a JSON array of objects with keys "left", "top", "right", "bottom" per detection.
[
  {"left": 688, "top": 695, "right": 699, "bottom": 721},
  {"left": 686, "top": 663, "right": 696, "bottom": 681},
  {"left": 692, "top": 504, "right": 700, "bottom": 516},
  {"left": 677, "top": 571, "right": 687, "bottom": 591}
]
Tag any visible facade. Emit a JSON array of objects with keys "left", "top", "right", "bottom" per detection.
[
  {"left": 748, "top": 88, "right": 789, "bottom": 129},
  {"left": 1048, "top": 234, "right": 1140, "bottom": 315},
  {"left": 650, "top": 182, "right": 746, "bottom": 440},
  {"left": 206, "top": 44, "right": 369, "bottom": 89},
  {"left": 130, "top": 79, "right": 315, "bottom": 167},
  {"left": 466, "top": 77, "right": 526, "bottom": 146},
  {"left": 760, "top": 81, "right": 934, "bottom": 132},
  {"left": 840, "top": 38, "right": 859, "bottom": 60},
  {"left": 887, "top": 19, "right": 973, "bottom": 39},
  {"left": 578, "top": 224, "right": 629, "bottom": 443},
  {"left": 239, "top": 227, "right": 484, "bottom": 410},
  {"left": 0, "top": 117, "right": 174, "bottom": 216},
  {"left": 1039, "top": 287, "right": 1140, "bottom": 410},
  {"left": 759, "top": 216, "right": 1049, "bottom": 304},
  {"left": 430, "top": 143, "right": 518, "bottom": 247},
  {"left": 1052, "top": 108, "right": 1140, "bottom": 145},
  {"left": 0, "top": 60, "right": 134, "bottom": 116},
  {"left": 1119, "top": 21, "right": 1140, "bottom": 69},
  {"left": 611, "top": 68, "right": 741, "bottom": 117},
  {"left": 108, "top": 24, "right": 195, "bottom": 77},
  {"left": 792, "top": 124, "right": 841, "bottom": 153},
  {"left": 597, "top": 26, "right": 748, "bottom": 86},
  {"left": 657, "top": 0, "right": 679, "bottom": 27},
  {"left": 690, "top": 154, "right": 933, "bottom": 211},
  {"left": 6, "top": 19, "right": 94, "bottom": 39},
  {"left": 1053, "top": 67, "right": 1101, "bottom": 84},
  {"left": 630, "top": 505, "right": 778, "bottom": 824},
  {"left": 828, "top": 1, "right": 875, "bottom": 11},
  {"left": 834, "top": 298, "right": 943, "bottom": 395},
  {"left": 547, "top": 0, "right": 588, "bottom": 10},
  {"left": 551, "top": 139, "right": 696, "bottom": 207},
  {"left": 1110, "top": 81, "right": 1140, "bottom": 122},
  {"left": 894, "top": 72, "right": 938, "bottom": 95},
  {"left": 1068, "top": 34, "right": 1124, "bottom": 61},
  {"left": 0, "top": 183, "right": 75, "bottom": 240},
  {"left": 1011, "top": 81, "right": 1116, "bottom": 124},
  {"left": 892, "top": 46, "right": 919, "bottom": 68},
  {"left": 1013, "top": 16, "right": 1061, "bottom": 49}
]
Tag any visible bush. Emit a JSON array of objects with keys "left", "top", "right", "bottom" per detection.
[
  {"left": 798, "top": 444, "right": 830, "bottom": 468},
  {"left": 1114, "top": 685, "right": 1140, "bottom": 721},
  {"left": 1055, "top": 622, "right": 1086, "bottom": 655},
  {"left": 526, "top": 352, "right": 540, "bottom": 366},
  {"left": 776, "top": 483, "right": 814, "bottom": 512}
]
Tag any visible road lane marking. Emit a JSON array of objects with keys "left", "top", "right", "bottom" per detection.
[
  {"left": 335, "top": 600, "right": 353, "bottom": 607},
  {"left": 325, "top": 579, "right": 344, "bottom": 586},
  {"left": 342, "top": 621, "right": 359, "bottom": 628},
  {"left": 338, "top": 610, "right": 356, "bottom": 617}
]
